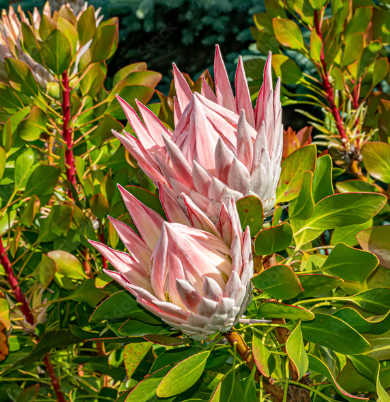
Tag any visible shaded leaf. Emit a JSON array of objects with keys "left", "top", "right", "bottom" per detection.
[
  {"left": 254, "top": 222, "right": 293, "bottom": 255},
  {"left": 302, "top": 314, "right": 372, "bottom": 354},
  {"left": 276, "top": 145, "right": 316, "bottom": 203},
  {"left": 252, "top": 264, "right": 303, "bottom": 299},
  {"left": 156, "top": 351, "right": 210, "bottom": 397},
  {"left": 286, "top": 322, "right": 308, "bottom": 380},
  {"left": 357, "top": 225, "right": 390, "bottom": 269},
  {"left": 236, "top": 196, "right": 264, "bottom": 235}
]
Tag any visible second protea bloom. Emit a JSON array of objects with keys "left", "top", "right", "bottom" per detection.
[
  {"left": 89, "top": 184, "right": 253, "bottom": 340},
  {"left": 113, "top": 48, "right": 283, "bottom": 222}
]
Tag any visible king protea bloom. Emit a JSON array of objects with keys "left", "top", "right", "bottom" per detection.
[
  {"left": 113, "top": 47, "right": 282, "bottom": 221},
  {"left": 89, "top": 184, "right": 253, "bottom": 340}
]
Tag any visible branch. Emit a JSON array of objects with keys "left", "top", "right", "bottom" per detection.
[
  {"left": 62, "top": 71, "right": 76, "bottom": 198},
  {"left": 0, "top": 238, "right": 34, "bottom": 325},
  {"left": 43, "top": 354, "right": 67, "bottom": 402},
  {"left": 224, "top": 331, "right": 284, "bottom": 402},
  {"left": 1, "top": 237, "right": 66, "bottom": 402},
  {"left": 314, "top": 10, "right": 348, "bottom": 147}
]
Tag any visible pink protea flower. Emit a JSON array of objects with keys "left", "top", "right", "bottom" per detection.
[
  {"left": 113, "top": 47, "right": 282, "bottom": 221},
  {"left": 89, "top": 184, "right": 253, "bottom": 340}
]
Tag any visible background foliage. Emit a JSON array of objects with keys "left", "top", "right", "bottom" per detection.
[{"left": 1, "top": 1, "right": 390, "bottom": 402}]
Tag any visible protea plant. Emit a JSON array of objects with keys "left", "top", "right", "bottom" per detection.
[
  {"left": 113, "top": 48, "right": 283, "bottom": 221},
  {"left": 89, "top": 184, "right": 253, "bottom": 340},
  {"left": 0, "top": 2, "right": 102, "bottom": 88}
]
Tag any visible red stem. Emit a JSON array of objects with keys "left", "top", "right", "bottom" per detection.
[
  {"left": 314, "top": 10, "right": 348, "bottom": 147},
  {"left": 1, "top": 238, "right": 66, "bottom": 402},
  {"left": 0, "top": 239, "right": 34, "bottom": 325},
  {"left": 62, "top": 72, "right": 76, "bottom": 196},
  {"left": 43, "top": 354, "right": 67, "bottom": 402}
]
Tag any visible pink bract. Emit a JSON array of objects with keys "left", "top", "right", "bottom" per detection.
[
  {"left": 89, "top": 184, "right": 253, "bottom": 340},
  {"left": 113, "top": 47, "right": 283, "bottom": 222}
]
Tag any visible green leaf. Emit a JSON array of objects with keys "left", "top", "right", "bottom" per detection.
[
  {"left": 24, "top": 165, "right": 61, "bottom": 205},
  {"left": 125, "top": 185, "right": 166, "bottom": 218},
  {"left": 124, "top": 342, "right": 152, "bottom": 378},
  {"left": 126, "top": 365, "right": 172, "bottom": 402},
  {"left": 289, "top": 171, "right": 314, "bottom": 220},
  {"left": 334, "top": 308, "right": 390, "bottom": 335},
  {"left": 19, "top": 195, "right": 40, "bottom": 227},
  {"left": 236, "top": 195, "right": 264, "bottom": 235},
  {"left": 239, "top": 366, "right": 257, "bottom": 402},
  {"left": 350, "top": 288, "right": 390, "bottom": 314},
  {"left": 0, "top": 147, "right": 5, "bottom": 181},
  {"left": 210, "top": 367, "right": 244, "bottom": 402},
  {"left": 37, "top": 254, "right": 56, "bottom": 289},
  {"left": 57, "top": 16, "right": 78, "bottom": 53},
  {"left": 68, "top": 279, "right": 105, "bottom": 307},
  {"left": 309, "top": 0, "right": 326, "bottom": 10},
  {"left": 14, "top": 330, "right": 81, "bottom": 367},
  {"left": 80, "top": 63, "right": 106, "bottom": 99},
  {"left": 118, "top": 318, "right": 170, "bottom": 337},
  {"left": 312, "top": 154, "right": 333, "bottom": 203},
  {"left": 331, "top": 219, "right": 373, "bottom": 247},
  {"left": 297, "top": 274, "right": 343, "bottom": 297},
  {"left": 273, "top": 19, "right": 305, "bottom": 50},
  {"left": 286, "top": 322, "right": 308, "bottom": 380},
  {"left": 41, "top": 29, "right": 71, "bottom": 76},
  {"left": 90, "top": 193, "right": 110, "bottom": 220},
  {"left": 110, "top": 71, "right": 162, "bottom": 99},
  {"left": 39, "top": 15, "right": 57, "bottom": 41},
  {"left": 276, "top": 145, "right": 316, "bottom": 203},
  {"left": 77, "top": 6, "right": 96, "bottom": 46},
  {"left": 362, "top": 142, "right": 390, "bottom": 183},
  {"left": 112, "top": 62, "right": 147, "bottom": 87},
  {"left": 257, "top": 301, "right": 315, "bottom": 321},
  {"left": 156, "top": 351, "right": 210, "bottom": 397},
  {"left": 106, "top": 86, "right": 155, "bottom": 119},
  {"left": 271, "top": 54, "right": 303, "bottom": 85},
  {"left": 310, "top": 29, "right": 322, "bottom": 62},
  {"left": 251, "top": 264, "right": 303, "bottom": 299},
  {"left": 331, "top": 66, "right": 344, "bottom": 90},
  {"left": 349, "top": 355, "right": 390, "bottom": 402},
  {"left": 20, "top": 22, "right": 41, "bottom": 63},
  {"left": 357, "top": 225, "right": 390, "bottom": 269},
  {"left": 336, "top": 180, "right": 378, "bottom": 193},
  {"left": 252, "top": 330, "right": 274, "bottom": 377},
  {"left": 292, "top": 193, "right": 387, "bottom": 246},
  {"left": 37, "top": 205, "right": 73, "bottom": 242},
  {"left": 345, "top": 6, "right": 372, "bottom": 36},
  {"left": 151, "top": 347, "right": 202, "bottom": 372},
  {"left": 272, "top": 206, "right": 283, "bottom": 226},
  {"left": 265, "top": 0, "right": 288, "bottom": 19},
  {"left": 18, "top": 107, "right": 47, "bottom": 141},
  {"left": 48, "top": 250, "right": 87, "bottom": 280},
  {"left": 301, "top": 314, "right": 372, "bottom": 354},
  {"left": 0, "top": 298, "right": 11, "bottom": 330},
  {"left": 14, "top": 147, "right": 34, "bottom": 190},
  {"left": 254, "top": 222, "right": 293, "bottom": 255},
  {"left": 343, "top": 33, "right": 364, "bottom": 66},
  {"left": 308, "top": 354, "right": 368, "bottom": 402},
  {"left": 143, "top": 334, "right": 190, "bottom": 346},
  {"left": 90, "top": 24, "right": 117, "bottom": 63},
  {"left": 320, "top": 243, "right": 378, "bottom": 283},
  {"left": 15, "top": 385, "right": 39, "bottom": 402},
  {"left": 90, "top": 290, "right": 142, "bottom": 322},
  {"left": 75, "top": 156, "right": 86, "bottom": 183},
  {"left": 254, "top": 13, "right": 273, "bottom": 33},
  {"left": 373, "top": 58, "right": 389, "bottom": 87},
  {"left": 5, "top": 58, "right": 39, "bottom": 96},
  {"left": 0, "top": 83, "right": 23, "bottom": 112}
]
